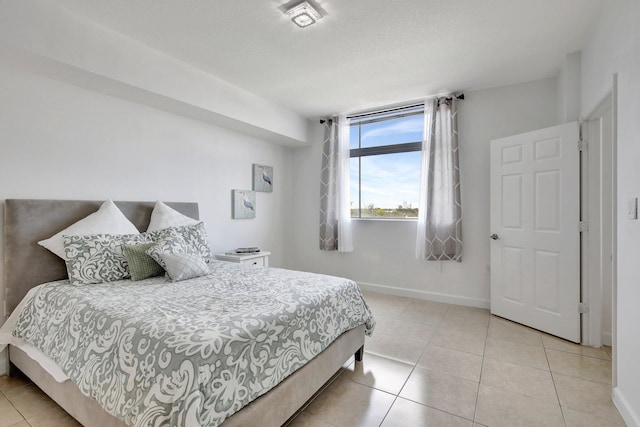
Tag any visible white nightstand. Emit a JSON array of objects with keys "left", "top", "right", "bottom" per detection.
[{"left": 215, "top": 251, "right": 270, "bottom": 267}]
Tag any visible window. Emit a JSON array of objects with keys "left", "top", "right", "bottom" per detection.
[{"left": 349, "top": 104, "right": 424, "bottom": 219}]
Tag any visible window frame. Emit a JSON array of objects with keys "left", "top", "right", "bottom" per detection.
[{"left": 349, "top": 106, "right": 424, "bottom": 219}]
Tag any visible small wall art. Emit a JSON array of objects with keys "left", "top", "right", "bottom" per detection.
[
  {"left": 232, "top": 190, "right": 256, "bottom": 219},
  {"left": 253, "top": 164, "right": 273, "bottom": 193}
]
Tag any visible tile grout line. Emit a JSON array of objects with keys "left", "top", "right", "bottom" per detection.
[
  {"left": 1, "top": 387, "right": 30, "bottom": 426},
  {"left": 375, "top": 298, "right": 444, "bottom": 426},
  {"left": 381, "top": 302, "right": 477, "bottom": 424},
  {"left": 321, "top": 305, "right": 437, "bottom": 427},
  {"left": 471, "top": 312, "right": 490, "bottom": 424},
  {"left": 377, "top": 300, "right": 471, "bottom": 425},
  {"left": 544, "top": 343, "right": 614, "bottom": 385},
  {"left": 543, "top": 335, "right": 569, "bottom": 427},
  {"left": 434, "top": 304, "right": 480, "bottom": 423},
  {"left": 545, "top": 346, "right": 612, "bottom": 361},
  {"left": 376, "top": 395, "right": 399, "bottom": 427}
]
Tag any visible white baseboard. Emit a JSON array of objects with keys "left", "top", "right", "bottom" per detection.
[
  {"left": 613, "top": 386, "right": 640, "bottom": 427},
  {"left": 602, "top": 331, "right": 612, "bottom": 347},
  {"left": 357, "top": 281, "right": 490, "bottom": 309}
]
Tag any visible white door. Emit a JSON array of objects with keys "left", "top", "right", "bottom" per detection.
[{"left": 490, "top": 122, "right": 580, "bottom": 342}]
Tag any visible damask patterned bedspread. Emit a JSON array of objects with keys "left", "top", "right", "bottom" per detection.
[{"left": 11, "top": 261, "right": 375, "bottom": 427}]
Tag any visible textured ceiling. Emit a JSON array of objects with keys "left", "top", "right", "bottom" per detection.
[{"left": 54, "top": 0, "right": 603, "bottom": 118}]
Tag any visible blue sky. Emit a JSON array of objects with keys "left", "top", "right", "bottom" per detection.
[{"left": 350, "top": 115, "right": 423, "bottom": 210}]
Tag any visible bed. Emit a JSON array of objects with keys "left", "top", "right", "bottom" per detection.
[{"left": 1, "top": 199, "right": 373, "bottom": 427}]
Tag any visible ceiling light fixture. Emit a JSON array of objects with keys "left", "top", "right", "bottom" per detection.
[{"left": 285, "top": 1, "right": 323, "bottom": 28}]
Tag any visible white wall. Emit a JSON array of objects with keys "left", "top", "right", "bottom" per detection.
[
  {"left": 0, "top": 0, "right": 309, "bottom": 146},
  {"left": 0, "top": 66, "right": 293, "bottom": 261},
  {"left": 557, "top": 51, "right": 582, "bottom": 124},
  {"left": 289, "top": 78, "right": 557, "bottom": 307},
  {"left": 0, "top": 65, "right": 293, "bottom": 374},
  {"left": 581, "top": 0, "right": 640, "bottom": 424}
]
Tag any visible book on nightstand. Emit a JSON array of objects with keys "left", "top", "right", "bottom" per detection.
[{"left": 226, "top": 247, "right": 261, "bottom": 255}]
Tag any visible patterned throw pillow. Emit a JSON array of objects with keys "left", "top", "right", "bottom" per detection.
[
  {"left": 160, "top": 252, "right": 209, "bottom": 282},
  {"left": 145, "top": 228, "right": 194, "bottom": 270},
  {"left": 173, "top": 222, "right": 213, "bottom": 263},
  {"left": 122, "top": 242, "right": 165, "bottom": 281},
  {"left": 145, "top": 223, "right": 212, "bottom": 264},
  {"left": 64, "top": 233, "right": 144, "bottom": 285},
  {"left": 62, "top": 223, "right": 211, "bottom": 285}
]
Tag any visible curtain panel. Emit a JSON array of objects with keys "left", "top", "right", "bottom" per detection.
[
  {"left": 319, "top": 116, "right": 353, "bottom": 252},
  {"left": 415, "top": 97, "right": 463, "bottom": 261}
]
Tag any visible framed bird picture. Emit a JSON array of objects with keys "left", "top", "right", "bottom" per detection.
[
  {"left": 252, "top": 164, "right": 273, "bottom": 193},
  {"left": 232, "top": 190, "right": 256, "bottom": 219}
]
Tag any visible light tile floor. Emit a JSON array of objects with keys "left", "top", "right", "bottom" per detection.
[
  {"left": 288, "top": 291, "right": 624, "bottom": 427},
  {"left": 0, "top": 291, "right": 624, "bottom": 427}
]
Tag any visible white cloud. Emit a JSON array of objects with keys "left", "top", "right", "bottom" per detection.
[{"left": 361, "top": 116, "right": 423, "bottom": 143}]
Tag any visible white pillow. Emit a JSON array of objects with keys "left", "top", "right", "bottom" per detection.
[
  {"left": 147, "top": 200, "right": 200, "bottom": 232},
  {"left": 38, "top": 200, "right": 139, "bottom": 260}
]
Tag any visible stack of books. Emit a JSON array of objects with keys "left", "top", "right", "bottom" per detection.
[{"left": 226, "top": 247, "right": 261, "bottom": 255}]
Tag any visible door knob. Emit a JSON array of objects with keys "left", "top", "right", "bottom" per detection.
[{"left": 490, "top": 233, "right": 500, "bottom": 240}]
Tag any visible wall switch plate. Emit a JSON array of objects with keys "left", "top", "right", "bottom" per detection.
[{"left": 627, "top": 198, "right": 638, "bottom": 220}]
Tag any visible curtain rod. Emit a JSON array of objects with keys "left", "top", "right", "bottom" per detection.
[{"left": 320, "top": 93, "right": 464, "bottom": 124}]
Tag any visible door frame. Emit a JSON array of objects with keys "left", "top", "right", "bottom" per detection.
[{"left": 580, "top": 77, "right": 617, "bottom": 365}]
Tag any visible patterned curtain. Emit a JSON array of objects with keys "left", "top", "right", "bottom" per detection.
[
  {"left": 415, "top": 97, "right": 463, "bottom": 261},
  {"left": 319, "top": 116, "right": 353, "bottom": 252}
]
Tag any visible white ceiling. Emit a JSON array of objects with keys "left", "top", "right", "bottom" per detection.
[{"left": 54, "top": 0, "right": 603, "bottom": 119}]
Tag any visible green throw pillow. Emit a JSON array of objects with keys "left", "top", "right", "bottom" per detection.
[{"left": 122, "top": 242, "right": 165, "bottom": 281}]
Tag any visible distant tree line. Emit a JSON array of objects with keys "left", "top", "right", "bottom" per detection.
[{"left": 351, "top": 204, "right": 419, "bottom": 218}]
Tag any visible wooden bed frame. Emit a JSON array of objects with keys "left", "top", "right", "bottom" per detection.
[{"left": 3, "top": 199, "right": 365, "bottom": 427}]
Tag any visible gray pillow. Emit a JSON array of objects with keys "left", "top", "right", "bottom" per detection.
[
  {"left": 160, "top": 252, "right": 210, "bottom": 282},
  {"left": 122, "top": 242, "right": 165, "bottom": 281}
]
